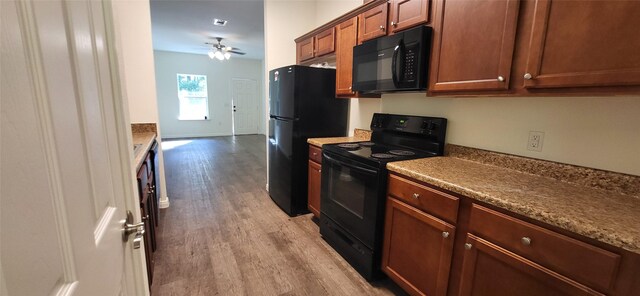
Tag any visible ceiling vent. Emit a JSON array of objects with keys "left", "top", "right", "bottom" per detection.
[{"left": 212, "top": 18, "right": 228, "bottom": 26}]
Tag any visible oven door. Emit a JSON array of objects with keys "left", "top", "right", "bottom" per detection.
[{"left": 320, "top": 151, "right": 382, "bottom": 248}]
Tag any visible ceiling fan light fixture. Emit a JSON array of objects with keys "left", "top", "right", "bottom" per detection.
[
  {"left": 208, "top": 50, "right": 215, "bottom": 59},
  {"left": 214, "top": 50, "right": 225, "bottom": 61},
  {"left": 224, "top": 52, "right": 231, "bottom": 60}
]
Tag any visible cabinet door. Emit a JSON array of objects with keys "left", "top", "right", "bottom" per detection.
[
  {"left": 146, "top": 174, "right": 157, "bottom": 252},
  {"left": 430, "top": 0, "right": 520, "bottom": 91},
  {"left": 296, "top": 37, "right": 315, "bottom": 63},
  {"left": 389, "top": 0, "right": 430, "bottom": 33},
  {"left": 307, "top": 160, "right": 321, "bottom": 218},
  {"left": 381, "top": 197, "right": 455, "bottom": 296},
  {"left": 359, "top": 2, "right": 388, "bottom": 43},
  {"left": 524, "top": 0, "right": 640, "bottom": 88},
  {"left": 140, "top": 188, "right": 154, "bottom": 286},
  {"left": 315, "top": 27, "right": 336, "bottom": 57},
  {"left": 336, "top": 17, "right": 358, "bottom": 97},
  {"left": 458, "top": 234, "right": 602, "bottom": 296}
]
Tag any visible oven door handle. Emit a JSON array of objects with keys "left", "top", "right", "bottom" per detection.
[{"left": 323, "top": 153, "right": 378, "bottom": 175}]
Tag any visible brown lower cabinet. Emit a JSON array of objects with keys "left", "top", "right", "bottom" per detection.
[
  {"left": 307, "top": 144, "right": 322, "bottom": 218},
  {"left": 458, "top": 234, "right": 600, "bottom": 296},
  {"left": 382, "top": 197, "right": 455, "bottom": 296},
  {"left": 383, "top": 173, "right": 640, "bottom": 296},
  {"left": 136, "top": 148, "right": 159, "bottom": 287}
]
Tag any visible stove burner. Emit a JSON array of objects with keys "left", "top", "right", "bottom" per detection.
[
  {"left": 389, "top": 150, "right": 416, "bottom": 156},
  {"left": 359, "top": 142, "right": 375, "bottom": 147},
  {"left": 371, "top": 153, "right": 396, "bottom": 159},
  {"left": 338, "top": 143, "right": 361, "bottom": 150}
]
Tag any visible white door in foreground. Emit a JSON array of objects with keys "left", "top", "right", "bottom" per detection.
[
  {"left": 232, "top": 78, "right": 260, "bottom": 135},
  {"left": 1, "top": 0, "right": 146, "bottom": 295}
]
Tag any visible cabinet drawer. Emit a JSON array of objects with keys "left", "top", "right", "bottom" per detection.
[
  {"left": 387, "top": 174, "right": 459, "bottom": 224},
  {"left": 309, "top": 144, "right": 322, "bottom": 163},
  {"left": 469, "top": 204, "right": 621, "bottom": 293}
]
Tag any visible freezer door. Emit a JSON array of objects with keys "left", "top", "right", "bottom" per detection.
[{"left": 269, "top": 67, "right": 296, "bottom": 119}]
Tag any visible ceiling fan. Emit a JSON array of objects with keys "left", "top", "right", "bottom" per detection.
[{"left": 205, "top": 37, "right": 245, "bottom": 60}]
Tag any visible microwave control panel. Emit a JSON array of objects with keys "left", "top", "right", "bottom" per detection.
[{"left": 404, "top": 46, "right": 418, "bottom": 82}]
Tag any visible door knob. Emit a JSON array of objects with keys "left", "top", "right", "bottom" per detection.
[
  {"left": 497, "top": 76, "right": 505, "bottom": 82},
  {"left": 391, "top": 21, "right": 397, "bottom": 27},
  {"left": 379, "top": 25, "right": 385, "bottom": 31},
  {"left": 524, "top": 73, "right": 533, "bottom": 80},
  {"left": 122, "top": 210, "right": 145, "bottom": 247}
]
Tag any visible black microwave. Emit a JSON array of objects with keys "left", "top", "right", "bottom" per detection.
[{"left": 352, "top": 26, "right": 432, "bottom": 93}]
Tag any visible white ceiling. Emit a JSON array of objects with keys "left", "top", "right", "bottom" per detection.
[{"left": 149, "top": 0, "right": 265, "bottom": 60}]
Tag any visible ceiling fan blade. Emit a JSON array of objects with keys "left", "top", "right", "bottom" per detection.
[{"left": 228, "top": 50, "right": 246, "bottom": 55}]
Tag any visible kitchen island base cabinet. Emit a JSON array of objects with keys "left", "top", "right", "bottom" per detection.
[{"left": 382, "top": 197, "right": 455, "bottom": 296}]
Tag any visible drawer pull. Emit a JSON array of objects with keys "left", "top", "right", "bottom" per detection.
[
  {"left": 313, "top": 152, "right": 318, "bottom": 156},
  {"left": 464, "top": 243, "right": 472, "bottom": 250},
  {"left": 442, "top": 231, "right": 450, "bottom": 238},
  {"left": 412, "top": 193, "right": 420, "bottom": 199},
  {"left": 521, "top": 237, "right": 532, "bottom": 246}
]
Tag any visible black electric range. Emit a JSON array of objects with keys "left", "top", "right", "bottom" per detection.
[{"left": 319, "top": 113, "right": 447, "bottom": 281}]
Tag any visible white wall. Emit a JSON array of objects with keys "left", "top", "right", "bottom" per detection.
[
  {"left": 344, "top": 94, "right": 640, "bottom": 176},
  {"left": 315, "top": 0, "right": 362, "bottom": 25},
  {"left": 154, "top": 51, "right": 264, "bottom": 138},
  {"left": 111, "top": 0, "right": 170, "bottom": 208}
]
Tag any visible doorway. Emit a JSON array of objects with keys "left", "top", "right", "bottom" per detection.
[{"left": 231, "top": 78, "right": 260, "bottom": 135}]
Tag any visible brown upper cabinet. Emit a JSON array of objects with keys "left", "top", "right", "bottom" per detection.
[
  {"left": 429, "top": 0, "right": 640, "bottom": 94},
  {"left": 358, "top": 2, "right": 388, "bottom": 43},
  {"left": 429, "top": 0, "right": 520, "bottom": 92},
  {"left": 336, "top": 17, "right": 359, "bottom": 97},
  {"left": 315, "top": 27, "right": 336, "bottom": 57},
  {"left": 296, "top": 28, "right": 335, "bottom": 63},
  {"left": 523, "top": 0, "right": 640, "bottom": 89},
  {"left": 296, "top": 37, "right": 315, "bottom": 63},
  {"left": 389, "top": 0, "right": 430, "bottom": 33}
]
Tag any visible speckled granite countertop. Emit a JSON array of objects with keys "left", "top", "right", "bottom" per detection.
[
  {"left": 387, "top": 157, "right": 640, "bottom": 254},
  {"left": 307, "top": 129, "right": 372, "bottom": 147},
  {"left": 132, "top": 132, "right": 156, "bottom": 171}
]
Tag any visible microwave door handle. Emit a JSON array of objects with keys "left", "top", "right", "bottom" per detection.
[
  {"left": 323, "top": 153, "right": 378, "bottom": 175},
  {"left": 391, "top": 40, "right": 405, "bottom": 87},
  {"left": 392, "top": 43, "right": 400, "bottom": 87}
]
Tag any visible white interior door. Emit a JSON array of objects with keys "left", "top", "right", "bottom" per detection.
[
  {"left": 232, "top": 78, "right": 259, "bottom": 135},
  {"left": 1, "top": 0, "right": 146, "bottom": 295}
]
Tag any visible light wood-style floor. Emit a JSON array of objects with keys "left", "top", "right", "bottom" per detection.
[{"left": 151, "top": 135, "right": 406, "bottom": 296}]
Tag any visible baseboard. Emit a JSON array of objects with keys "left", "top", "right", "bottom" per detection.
[
  {"left": 159, "top": 196, "right": 170, "bottom": 208},
  {"left": 162, "top": 132, "right": 231, "bottom": 139}
]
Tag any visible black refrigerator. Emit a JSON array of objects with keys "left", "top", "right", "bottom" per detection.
[{"left": 268, "top": 65, "right": 349, "bottom": 216}]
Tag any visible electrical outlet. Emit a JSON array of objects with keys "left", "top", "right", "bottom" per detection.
[{"left": 527, "top": 131, "right": 544, "bottom": 152}]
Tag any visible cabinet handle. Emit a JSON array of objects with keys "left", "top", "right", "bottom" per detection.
[
  {"left": 313, "top": 152, "right": 318, "bottom": 156},
  {"left": 442, "top": 231, "right": 450, "bottom": 238},
  {"left": 524, "top": 73, "right": 533, "bottom": 80},
  {"left": 521, "top": 237, "right": 532, "bottom": 246},
  {"left": 142, "top": 214, "right": 150, "bottom": 221},
  {"left": 497, "top": 76, "right": 505, "bottom": 82},
  {"left": 464, "top": 243, "right": 472, "bottom": 250},
  {"left": 318, "top": 169, "right": 321, "bottom": 173},
  {"left": 412, "top": 193, "right": 420, "bottom": 199},
  {"left": 349, "top": 86, "right": 352, "bottom": 90},
  {"left": 379, "top": 25, "right": 385, "bottom": 31},
  {"left": 391, "top": 21, "right": 397, "bottom": 27}
]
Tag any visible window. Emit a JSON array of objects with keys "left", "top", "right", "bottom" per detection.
[{"left": 177, "top": 74, "right": 208, "bottom": 120}]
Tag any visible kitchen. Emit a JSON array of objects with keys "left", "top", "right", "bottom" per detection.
[{"left": 2, "top": 1, "right": 640, "bottom": 296}]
